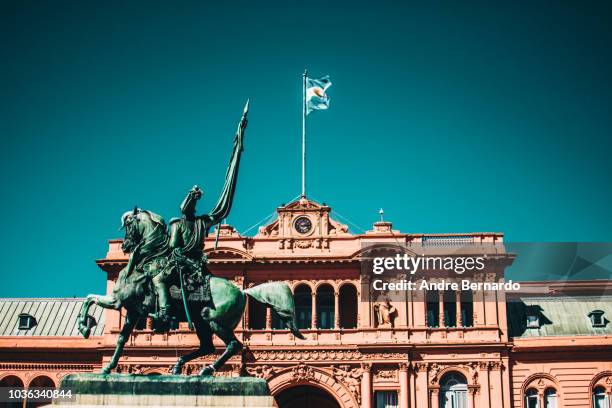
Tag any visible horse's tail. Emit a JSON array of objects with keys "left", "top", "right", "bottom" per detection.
[{"left": 244, "top": 282, "right": 306, "bottom": 340}]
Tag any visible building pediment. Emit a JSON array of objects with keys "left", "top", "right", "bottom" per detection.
[{"left": 255, "top": 197, "right": 350, "bottom": 241}]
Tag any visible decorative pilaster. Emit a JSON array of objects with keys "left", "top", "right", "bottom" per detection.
[
  {"left": 311, "top": 291, "right": 317, "bottom": 329},
  {"left": 455, "top": 289, "right": 462, "bottom": 327},
  {"left": 438, "top": 290, "right": 445, "bottom": 328},
  {"left": 479, "top": 362, "right": 490, "bottom": 408},
  {"left": 265, "top": 306, "right": 271, "bottom": 330},
  {"left": 360, "top": 363, "right": 372, "bottom": 408},
  {"left": 399, "top": 363, "right": 409, "bottom": 408},
  {"left": 334, "top": 290, "right": 340, "bottom": 329}
]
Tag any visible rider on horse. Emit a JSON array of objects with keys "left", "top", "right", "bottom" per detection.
[{"left": 151, "top": 103, "right": 247, "bottom": 326}]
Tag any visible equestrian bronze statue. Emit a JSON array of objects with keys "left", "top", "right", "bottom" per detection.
[{"left": 76, "top": 101, "right": 305, "bottom": 375}]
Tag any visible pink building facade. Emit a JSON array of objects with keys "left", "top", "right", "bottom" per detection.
[{"left": 1, "top": 198, "right": 611, "bottom": 408}]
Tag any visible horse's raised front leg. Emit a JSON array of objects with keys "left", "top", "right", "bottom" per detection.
[
  {"left": 101, "top": 311, "right": 137, "bottom": 374},
  {"left": 198, "top": 321, "right": 243, "bottom": 376},
  {"left": 171, "top": 317, "right": 214, "bottom": 375},
  {"left": 78, "top": 294, "right": 121, "bottom": 339}
]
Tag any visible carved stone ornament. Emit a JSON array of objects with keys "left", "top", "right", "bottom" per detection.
[
  {"left": 374, "top": 368, "right": 398, "bottom": 381},
  {"left": 294, "top": 240, "right": 313, "bottom": 249},
  {"left": 246, "top": 364, "right": 276, "bottom": 380},
  {"left": 290, "top": 363, "right": 316, "bottom": 382},
  {"left": 332, "top": 365, "right": 363, "bottom": 403},
  {"left": 429, "top": 363, "right": 442, "bottom": 385}
]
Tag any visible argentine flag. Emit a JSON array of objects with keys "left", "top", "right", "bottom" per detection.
[{"left": 306, "top": 75, "right": 332, "bottom": 114}]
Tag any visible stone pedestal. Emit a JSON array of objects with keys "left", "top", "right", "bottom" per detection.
[{"left": 51, "top": 373, "right": 277, "bottom": 407}]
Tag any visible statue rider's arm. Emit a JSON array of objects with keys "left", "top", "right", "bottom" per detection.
[
  {"left": 169, "top": 220, "right": 183, "bottom": 257},
  {"left": 206, "top": 101, "right": 248, "bottom": 225}
]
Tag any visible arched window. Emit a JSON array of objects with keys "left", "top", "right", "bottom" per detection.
[
  {"left": 27, "top": 375, "right": 55, "bottom": 407},
  {"left": 525, "top": 388, "right": 539, "bottom": 408},
  {"left": 460, "top": 290, "right": 473, "bottom": 327},
  {"left": 443, "top": 290, "right": 457, "bottom": 327},
  {"left": 1, "top": 376, "right": 24, "bottom": 408},
  {"left": 593, "top": 386, "right": 609, "bottom": 408},
  {"left": 439, "top": 372, "right": 467, "bottom": 408},
  {"left": 294, "top": 284, "right": 312, "bottom": 329},
  {"left": 544, "top": 388, "right": 557, "bottom": 408},
  {"left": 339, "top": 284, "right": 357, "bottom": 329},
  {"left": 426, "top": 289, "right": 439, "bottom": 327},
  {"left": 316, "top": 284, "right": 334, "bottom": 329}
]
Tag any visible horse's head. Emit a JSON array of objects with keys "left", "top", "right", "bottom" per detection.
[
  {"left": 120, "top": 207, "right": 167, "bottom": 253},
  {"left": 121, "top": 207, "right": 144, "bottom": 253}
]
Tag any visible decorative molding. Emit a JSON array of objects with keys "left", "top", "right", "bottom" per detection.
[
  {"left": 0, "top": 363, "right": 94, "bottom": 371},
  {"left": 374, "top": 368, "right": 398, "bottom": 382},
  {"left": 252, "top": 349, "right": 364, "bottom": 362},
  {"left": 294, "top": 240, "right": 313, "bottom": 249},
  {"left": 246, "top": 364, "right": 276, "bottom": 380},
  {"left": 290, "top": 363, "right": 316, "bottom": 382},
  {"left": 332, "top": 365, "right": 362, "bottom": 403}
]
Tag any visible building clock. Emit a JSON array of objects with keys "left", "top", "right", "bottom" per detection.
[{"left": 293, "top": 216, "right": 313, "bottom": 234}]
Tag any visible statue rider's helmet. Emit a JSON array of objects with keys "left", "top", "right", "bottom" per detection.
[{"left": 180, "top": 185, "right": 203, "bottom": 218}]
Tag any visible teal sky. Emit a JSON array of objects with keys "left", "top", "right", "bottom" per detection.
[{"left": 2, "top": 1, "right": 611, "bottom": 297}]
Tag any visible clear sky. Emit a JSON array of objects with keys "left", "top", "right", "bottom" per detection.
[{"left": 2, "top": 1, "right": 611, "bottom": 297}]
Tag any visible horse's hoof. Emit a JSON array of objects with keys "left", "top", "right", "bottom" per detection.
[
  {"left": 198, "top": 366, "right": 215, "bottom": 376},
  {"left": 171, "top": 365, "right": 182, "bottom": 375},
  {"left": 78, "top": 324, "right": 91, "bottom": 339},
  {"left": 100, "top": 367, "right": 111, "bottom": 375}
]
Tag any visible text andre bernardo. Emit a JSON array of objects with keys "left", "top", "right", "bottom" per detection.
[{"left": 369, "top": 255, "right": 521, "bottom": 292}]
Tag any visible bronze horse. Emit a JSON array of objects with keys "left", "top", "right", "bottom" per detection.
[{"left": 77, "top": 208, "right": 304, "bottom": 375}]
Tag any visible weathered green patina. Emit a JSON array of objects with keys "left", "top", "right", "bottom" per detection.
[
  {"left": 76, "top": 102, "right": 304, "bottom": 376},
  {"left": 60, "top": 373, "right": 271, "bottom": 396}
]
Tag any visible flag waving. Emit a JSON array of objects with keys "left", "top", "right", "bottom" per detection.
[{"left": 306, "top": 75, "right": 332, "bottom": 114}]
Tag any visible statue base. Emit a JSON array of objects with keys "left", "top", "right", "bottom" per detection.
[{"left": 51, "top": 373, "right": 277, "bottom": 407}]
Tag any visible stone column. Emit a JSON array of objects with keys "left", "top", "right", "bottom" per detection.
[
  {"left": 502, "top": 357, "right": 511, "bottom": 408},
  {"left": 497, "top": 286, "right": 509, "bottom": 341},
  {"left": 360, "top": 275, "right": 372, "bottom": 328},
  {"left": 311, "top": 291, "right": 317, "bottom": 329},
  {"left": 483, "top": 273, "right": 497, "bottom": 326},
  {"left": 455, "top": 290, "right": 462, "bottom": 327},
  {"left": 361, "top": 363, "right": 372, "bottom": 408},
  {"left": 399, "top": 363, "right": 409, "bottom": 408},
  {"left": 469, "top": 388, "right": 476, "bottom": 408},
  {"left": 265, "top": 306, "right": 271, "bottom": 330},
  {"left": 438, "top": 290, "right": 445, "bottom": 328},
  {"left": 430, "top": 389, "right": 439, "bottom": 408},
  {"left": 413, "top": 363, "right": 428, "bottom": 408},
  {"left": 489, "top": 362, "right": 503, "bottom": 407},
  {"left": 334, "top": 290, "right": 340, "bottom": 329},
  {"left": 479, "top": 362, "right": 490, "bottom": 408}
]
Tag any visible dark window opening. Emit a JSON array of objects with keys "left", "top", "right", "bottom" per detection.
[
  {"left": 248, "top": 297, "right": 267, "bottom": 329},
  {"left": 444, "top": 290, "right": 457, "bottom": 327},
  {"left": 294, "top": 285, "right": 312, "bottom": 329},
  {"left": 316, "top": 285, "right": 334, "bottom": 329},
  {"left": 426, "top": 290, "right": 439, "bottom": 328},
  {"left": 460, "top": 290, "right": 473, "bottom": 327},
  {"left": 339, "top": 284, "right": 358, "bottom": 329}
]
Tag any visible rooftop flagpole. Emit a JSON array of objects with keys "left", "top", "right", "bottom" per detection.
[{"left": 302, "top": 68, "right": 307, "bottom": 198}]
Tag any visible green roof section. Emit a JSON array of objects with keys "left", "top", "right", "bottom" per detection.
[
  {"left": 507, "top": 295, "right": 612, "bottom": 338},
  {"left": 0, "top": 298, "right": 105, "bottom": 337}
]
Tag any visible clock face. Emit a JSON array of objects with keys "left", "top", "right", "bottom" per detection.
[{"left": 294, "top": 216, "right": 313, "bottom": 234}]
